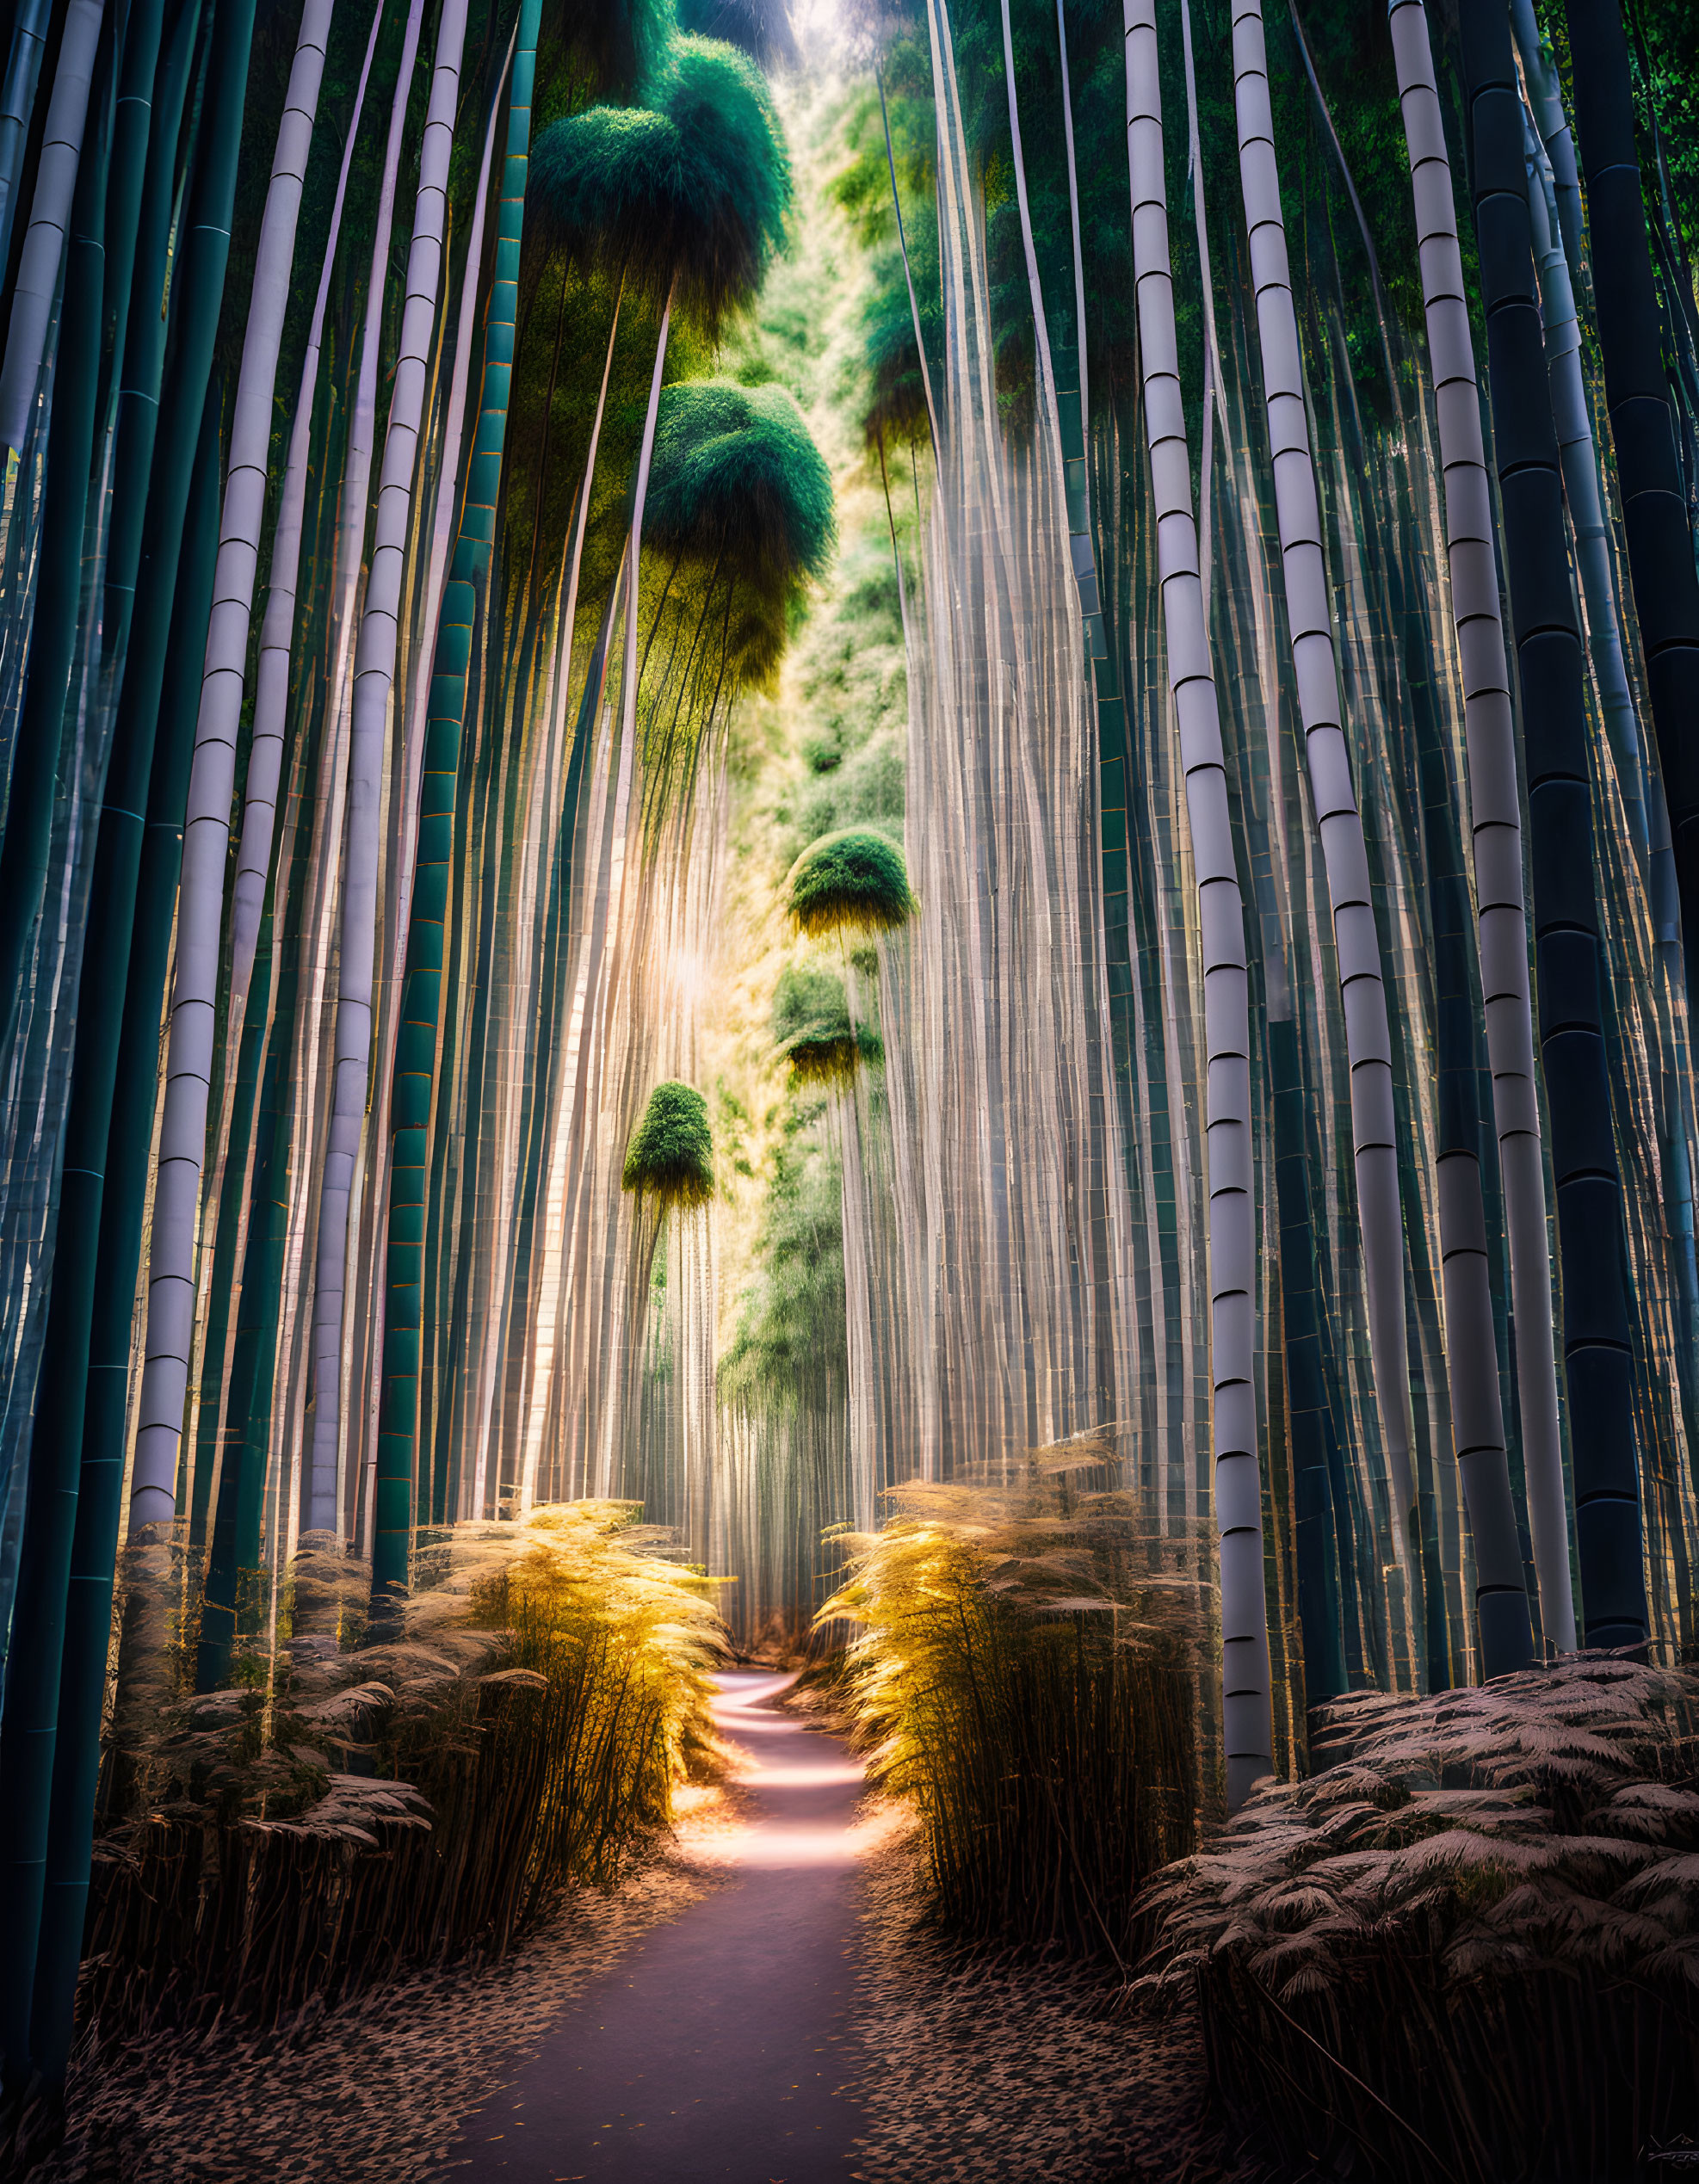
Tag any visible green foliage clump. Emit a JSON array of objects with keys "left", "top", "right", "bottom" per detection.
[
  {"left": 531, "top": 33, "right": 793, "bottom": 338},
  {"left": 772, "top": 963, "right": 861, "bottom": 1088},
  {"left": 785, "top": 827, "right": 916, "bottom": 938},
  {"left": 1135, "top": 1657, "right": 1699, "bottom": 2183},
  {"left": 622, "top": 1081, "right": 716, "bottom": 1209},
  {"left": 820, "top": 1470, "right": 1204, "bottom": 1957},
  {"left": 83, "top": 1509, "right": 726, "bottom": 2038},
  {"left": 557, "top": 0, "right": 679, "bottom": 105},
  {"left": 646, "top": 376, "right": 836, "bottom": 599}
]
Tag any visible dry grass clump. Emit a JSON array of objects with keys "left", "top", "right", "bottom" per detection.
[
  {"left": 81, "top": 1502, "right": 726, "bottom": 2044},
  {"left": 819, "top": 1463, "right": 1206, "bottom": 1961},
  {"left": 1133, "top": 1655, "right": 1699, "bottom": 2182}
]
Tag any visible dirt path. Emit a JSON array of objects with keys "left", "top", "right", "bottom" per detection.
[{"left": 444, "top": 1671, "right": 872, "bottom": 2183}]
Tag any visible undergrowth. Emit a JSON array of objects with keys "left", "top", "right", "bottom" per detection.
[
  {"left": 80, "top": 1503, "right": 726, "bottom": 2044},
  {"left": 1134, "top": 1656, "right": 1699, "bottom": 2182},
  {"left": 818, "top": 1463, "right": 1208, "bottom": 1964}
]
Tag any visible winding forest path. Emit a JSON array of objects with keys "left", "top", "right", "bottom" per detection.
[{"left": 447, "top": 1671, "right": 871, "bottom": 2183}]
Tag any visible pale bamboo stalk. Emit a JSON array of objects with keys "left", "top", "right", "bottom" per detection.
[
  {"left": 306, "top": 0, "right": 468, "bottom": 1532},
  {"left": 0, "top": 0, "right": 52, "bottom": 277},
  {"left": 1390, "top": 0, "right": 1576, "bottom": 1652},
  {"left": 1230, "top": 0, "right": 1417, "bottom": 1538},
  {"left": 128, "top": 0, "right": 337, "bottom": 1531},
  {"left": 1126, "top": 0, "right": 1274, "bottom": 1806},
  {"left": 188, "top": 5, "right": 382, "bottom": 1543},
  {"left": 226, "top": 0, "right": 384, "bottom": 1034},
  {"left": 356, "top": 40, "right": 510, "bottom": 1539},
  {"left": 273, "top": 0, "right": 425, "bottom": 1534},
  {"left": 0, "top": 0, "right": 102, "bottom": 455},
  {"left": 1180, "top": 0, "right": 1226, "bottom": 614}
]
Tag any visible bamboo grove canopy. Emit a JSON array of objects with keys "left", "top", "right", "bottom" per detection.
[{"left": 0, "top": 0, "right": 1695, "bottom": 2114}]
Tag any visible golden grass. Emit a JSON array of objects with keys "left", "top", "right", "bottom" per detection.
[
  {"left": 817, "top": 1471, "right": 1207, "bottom": 1961},
  {"left": 82, "top": 1502, "right": 727, "bottom": 2041}
]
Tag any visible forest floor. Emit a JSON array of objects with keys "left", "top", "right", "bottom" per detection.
[{"left": 29, "top": 1675, "right": 1276, "bottom": 2184}]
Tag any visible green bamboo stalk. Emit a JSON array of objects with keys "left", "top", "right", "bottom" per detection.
[
  {"left": 30, "top": 392, "right": 222, "bottom": 2095},
  {"left": 0, "top": 10, "right": 111, "bottom": 1056},
  {"left": 0, "top": 0, "right": 102, "bottom": 454},
  {"left": 0, "top": 0, "right": 52, "bottom": 277},
  {"left": 374, "top": 0, "right": 545, "bottom": 1607},
  {"left": 0, "top": 0, "right": 255, "bottom": 2082},
  {"left": 98, "top": 0, "right": 202, "bottom": 668}
]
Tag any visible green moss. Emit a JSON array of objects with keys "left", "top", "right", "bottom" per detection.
[
  {"left": 785, "top": 828, "right": 916, "bottom": 939},
  {"left": 622, "top": 1082, "right": 715, "bottom": 1210}
]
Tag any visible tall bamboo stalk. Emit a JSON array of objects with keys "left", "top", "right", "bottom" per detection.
[
  {"left": 0, "top": 0, "right": 256, "bottom": 2077},
  {"left": 32, "top": 398, "right": 222, "bottom": 2094},
  {"left": 307, "top": 0, "right": 468, "bottom": 1533},
  {"left": 0, "top": 0, "right": 102, "bottom": 455},
  {"left": 1459, "top": 0, "right": 1645, "bottom": 1650},
  {"left": 1521, "top": 104, "right": 1647, "bottom": 856},
  {"left": 0, "top": 0, "right": 52, "bottom": 278},
  {"left": 1126, "top": 0, "right": 1274, "bottom": 1808},
  {"left": 99, "top": 0, "right": 202, "bottom": 672},
  {"left": 1562, "top": 0, "right": 1699, "bottom": 1007},
  {"left": 1510, "top": 0, "right": 1583, "bottom": 277},
  {"left": 0, "top": 9, "right": 111, "bottom": 1056},
  {"left": 129, "top": 0, "right": 337, "bottom": 1533},
  {"left": 1228, "top": 0, "right": 1418, "bottom": 1555},
  {"left": 374, "top": 0, "right": 545, "bottom": 1605},
  {"left": 1378, "top": 0, "right": 1543, "bottom": 1674}
]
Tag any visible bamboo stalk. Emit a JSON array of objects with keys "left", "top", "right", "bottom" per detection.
[
  {"left": 0, "top": 0, "right": 256, "bottom": 2079},
  {"left": 1458, "top": 0, "right": 1645, "bottom": 1649},
  {"left": 0, "top": 0, "right": 102, "bottom": 456},
  {"left": 1125, "top": 0, "right": 1274, "bottom": 1808},
  {"left": 1228, "top": 0, "right": 1418, "bottom": 1554},
  {"left": 129, "top": 0, "right": 337, "bottom": 1534},
  {"left": 1388, "top": 0, "right": 1573, "bottom": 1656},
  {"left": 374, "top": 0, "right": 546, "bottom": 1604},
  {"left": 306, "top": 0, "right": 469, "bottom": 1533}
]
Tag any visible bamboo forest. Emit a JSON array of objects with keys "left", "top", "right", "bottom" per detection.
[{"left": 1, "top": 0, "right": 1699, "bottom": 2173}]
